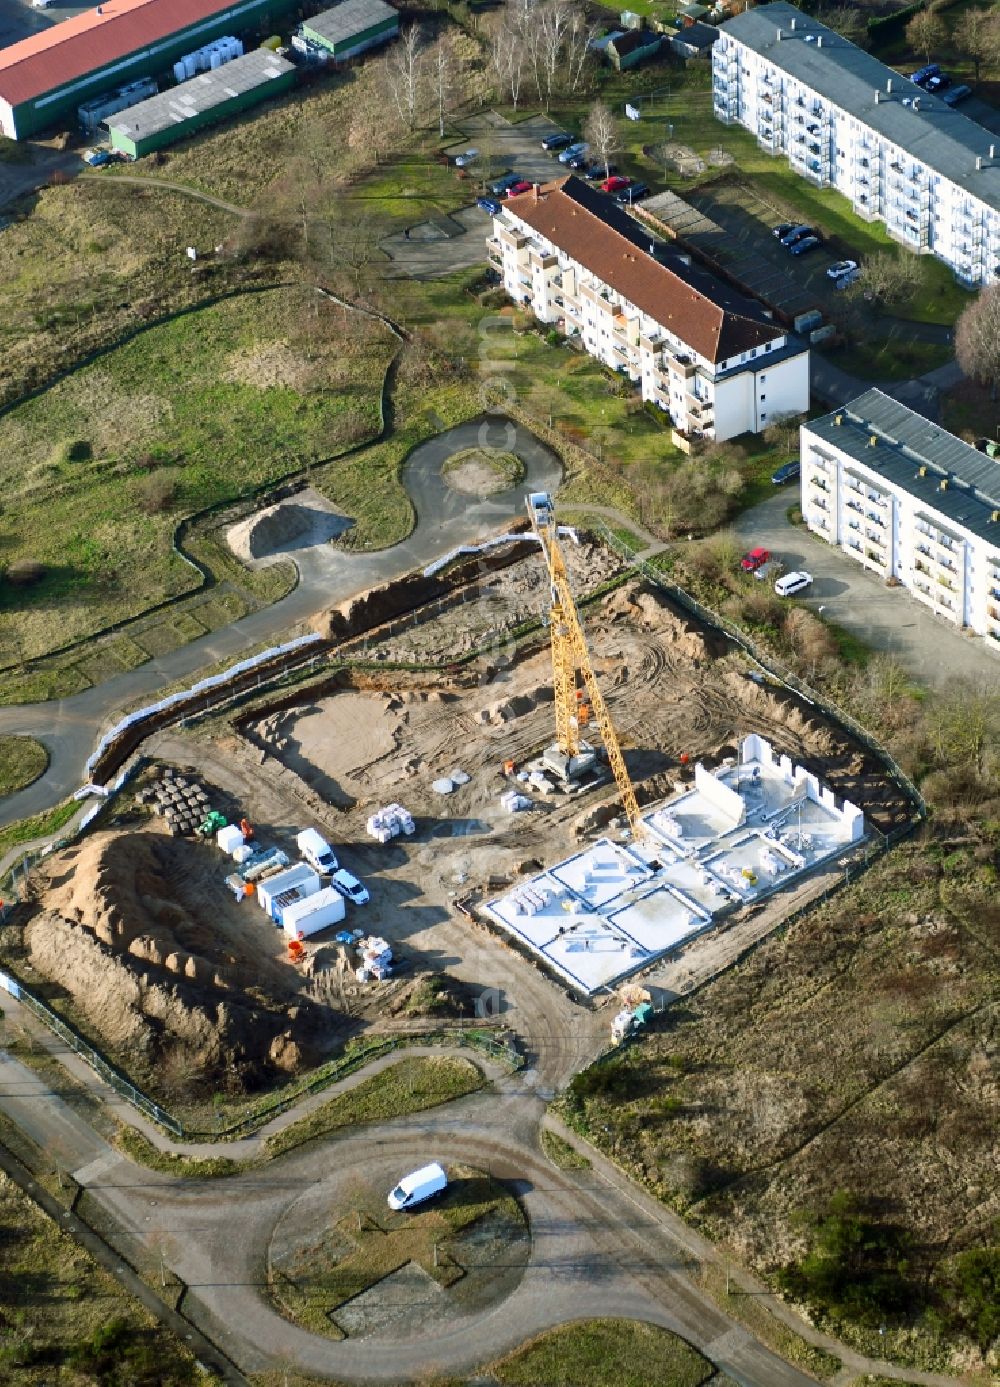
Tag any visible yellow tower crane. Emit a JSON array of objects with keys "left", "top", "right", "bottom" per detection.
[{"left": 526, "top": 492, "right": 644, "bottom": 839}]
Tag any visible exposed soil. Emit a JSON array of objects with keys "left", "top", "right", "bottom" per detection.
[
  {"left": 441, "top": 448, "right": 525, "bottom": 497},
  {"left": 226, "top": 485, "right": 353, "bottom": 564},
  {"left": 25, "top": 830, "right": 335, "bottom": 1095}
]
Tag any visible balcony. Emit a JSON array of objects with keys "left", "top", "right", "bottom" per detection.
[{"left": 486, "top": 239, "right": 502, "bottom": 268}]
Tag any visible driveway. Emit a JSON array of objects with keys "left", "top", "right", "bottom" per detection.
[
  {"left": 0, "top": 415, "right": 562, "bottom": 827},
  {"left": 732, "top": 489, "right": 999, "bottom": 687}
]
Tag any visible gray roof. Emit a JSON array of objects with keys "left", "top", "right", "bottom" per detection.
[
  {"left": 305, "top": 0, "right": 398, "bottom": 46},
  {"left": 808, "top": 388, "right": 1000, "bottom": 549},
  {"left": 106, "top": 49, "right": 294, "bottom": 143},
  {"left": 720, "top": 2, "right": 1000, "bottom": 215}
]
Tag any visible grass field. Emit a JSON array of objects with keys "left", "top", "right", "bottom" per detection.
[
  {"left": 0, "top": 736, "right": 48, "bottom": 797},
  {"left": 0, "top": 286, "right": 393, "bottom": 667},
  {"left": 0, "top": 1169, "right": 210, "bottom": 1384},
  {"left": 489, "top": 1319, "right": 715, "bottom": 1387},
  {"left": 266, "top": 1055, "right": 485, "bottom": 1157},
  {"left": 558, "top": 842, "right": 999, "bottom": 1373},
  {"left": 0, "top": 799, "right": 78, "bottom": 867}
]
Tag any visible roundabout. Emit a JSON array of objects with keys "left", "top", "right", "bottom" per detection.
[{"left": 268, "top": 1161, "right": 529, "bottom": 1342}]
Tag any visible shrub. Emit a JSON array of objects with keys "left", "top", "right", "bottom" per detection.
[
  {"left": 777, "top": 1192, "right": 920, "bottom": 1328},
  {"left": 49, "top": 438, "right": 92, "bottom": 466}
]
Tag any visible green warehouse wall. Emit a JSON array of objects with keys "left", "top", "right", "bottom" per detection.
[
  {"left": 301, "top": 14, "right": 398, "bottom": 59},
  {"left": 109, "top": 66, "right": 296, "bottom": 157},
  {"left": 9, "top": 0, "right": 301, "bottom": 138}
]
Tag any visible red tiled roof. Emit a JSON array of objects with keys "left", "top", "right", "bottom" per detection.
[
  {"left": 505, "top": 176, "right": 782, "bottom": 364},
  {"left": 0, "top": 0, "right": 239, "bottom": 108}
]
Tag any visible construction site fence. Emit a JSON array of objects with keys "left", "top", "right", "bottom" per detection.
[
  {"left": 595, "top": 523, "right": 927, "bottom": 827},
  {"left": 0, "top": 946, "right": 517, "bottom": 1143},
  {"left": 0, "top": 963, "right": 184, "bottom": 1138}
]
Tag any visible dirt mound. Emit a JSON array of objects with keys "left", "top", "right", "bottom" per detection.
[
  {"left": 30, "top": 832, "right": 326, "bottom": 1092},
  {"left": 227, "top": 487, "right": 352, "bottom": 563}
]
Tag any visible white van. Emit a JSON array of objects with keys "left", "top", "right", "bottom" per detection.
[
  {"left": 774, "top": 570, "right": 813, "bottom": 598},
  {"left": 388, "top": 1162, "right": 448, "bottom": 1212},
  {"left": 296, "top": 828, "right": 337, "bottom": 875}
]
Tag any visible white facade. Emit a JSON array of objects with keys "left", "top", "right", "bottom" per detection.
[
  {"left": 801, "top": 394, "right": 1000, "bottom": 651},
  {"left": 714, "top": 2, "right": 1000, "bottom": 286},
  {"left": 489, "top": 191, "right": 809, "bottom": 442}
]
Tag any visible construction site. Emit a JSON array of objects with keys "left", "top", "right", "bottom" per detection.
[{"left": 11, "top": 505, "right": 914, "bottom": 1102}]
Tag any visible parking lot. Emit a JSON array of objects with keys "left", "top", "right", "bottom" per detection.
[
  {"left": 687, "top": 177, "right": 861, "bottom": 318},
  {"left": 383, "top": 111, "right": 572, "bottom": 278}
]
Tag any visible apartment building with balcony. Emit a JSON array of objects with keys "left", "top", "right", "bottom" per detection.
[
  {"left": 713, "top": 2, "right": 1000, "bottom": 286},
  {"left": 801, "top": 389, "right": 1000, "bottom": 650},
  {"left": 489, "top": 175, "right": 809, "bottom": 441}
]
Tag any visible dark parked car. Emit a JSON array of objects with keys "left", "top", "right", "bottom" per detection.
[
  {"left": 780, "top": 224, "right": 813, "bottom": 246},
  {"left": 488, "top": 172, "right": 520, "bottom": 196},
  {"left": 542, "top": 131, "right": 573, "bottom": 151},
  {"left": 773, "top": 222, "right": 796, "bottom": 239},
  {"left": 926, "top": 72, "right": 951, "bottom": 92},
  {"left": 911, "top": 63, "right": 940, "bottom": 87},
  {"left": 616, "top": 182, "right": 650, "bottom": 204},
  {"left": 477, "top": 196, "right": 502, "bottom": 215},
  {"left": 943, "top": 84, "right": 972, "bottom": 106},
  {"left": 582, "top": 161, "right": 617, "bottom": 180},
  {"left": 771, "top": 460, "right": 801, "bottom": 485},
  {"left": 789, "top": 234, "right": 820, "bottom": 256}
]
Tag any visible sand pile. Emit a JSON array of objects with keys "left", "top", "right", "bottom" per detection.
[
  {"left": 226, "top": 486, "right": 352, "bottom": 563},
  {"left": 29, "top": 832, "right": 325, "bottom": 1091}
]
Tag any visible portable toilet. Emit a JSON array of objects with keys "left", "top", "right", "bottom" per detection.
[{"left": 173, "top": 60, "right": 186, "bottom": 82}]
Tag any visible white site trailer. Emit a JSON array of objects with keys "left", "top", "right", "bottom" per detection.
[
  {"left": 281, "top": 886, "right": 346, "bottom": 938},
  {"left": 256, "top": 864, "right": 320, "bottom": 922}
]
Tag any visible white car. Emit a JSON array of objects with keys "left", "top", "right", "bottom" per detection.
[
  {"left": 774, "top": 570, "right": 813, "bottom": 598},
  {"left": 454, "top": 148, "right": 479, "bottom": 167},
  {"left": 331, "top": 868, "right": 369, "bottom": 905},
  {"left": 827, "top": 259, "right": 858, "bottom": 280}
]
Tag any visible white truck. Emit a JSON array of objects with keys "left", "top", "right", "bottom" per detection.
[{"left": 296, "top": 828, "right": 338, "bottom": 875}]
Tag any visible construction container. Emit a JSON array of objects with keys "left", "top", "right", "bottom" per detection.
[
  {"left": 281, "top": 886, "right": 345, "bottom": 938},
  {"left": 257, "top": 864, "right": 320, "bottom": 921}
]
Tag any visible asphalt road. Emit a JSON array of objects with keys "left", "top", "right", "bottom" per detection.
[
  {"left": 732, "top": 488, "right": 1000, "bottom": 687},
  {"left": 0, "top": 416, "right": 562, "bottom": 828}
]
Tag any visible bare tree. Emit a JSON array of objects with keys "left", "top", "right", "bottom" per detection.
[
  {"left": 384, "top": 24, "right": 425, "bottom": 131},
  {"left": 850, "top": 251, "right": 921, "bottom": 307},
  {"left": 955, "top": 282, "right": 1000, "bottom": 398},
  {"left": 584, "top": 99, "right": 620, "bottom": 178},
  {"left": 348, "top": 78, "right": 401, "bottom": 167},
  {"left": 906, "top": 9, "right": 947, "bottom": 63},
  {"left": 489, "top": 20, "right": 526, "bottom": 110},
  {"left": 430, "top": 31, "right": 459, "bottom": 139},
  {"left": 816, "top": 4, "right": 870, "bottom": 49},
  {"left": 954, "top": 6, "right": 1000, "bottom": 82}
]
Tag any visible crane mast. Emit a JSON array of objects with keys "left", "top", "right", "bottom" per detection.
[{"left": 526, "top": 492, "right": 644, "bottom": 838}]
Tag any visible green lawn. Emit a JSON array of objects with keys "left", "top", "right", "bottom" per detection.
[
  {"left": 0, "top": 799, "right": 78, "bottom": 867},
  {"left": 0, "top": 735, "right": 48, "bottom": 797},
  {"left": 0, "top": 286, "right": 393, "bottom": 666},
  {"left": 490, "top": 1319, "right": 714, "bottom": 1387}
]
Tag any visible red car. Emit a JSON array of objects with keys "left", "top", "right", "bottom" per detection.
[
  {"left": 601, "top": 175, "right": 631, "bottom": 194},
  {"left": 504, "top": 180, "right": 533, "bottom": 198},
  {"left": 741, "top": 546, "right": 771, "bottom": 572}
]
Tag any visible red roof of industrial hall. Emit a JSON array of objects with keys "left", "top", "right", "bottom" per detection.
[
  {"left": 0, "top": 0, "right": 240, "bottom": 108},
  {"left": 505, "top": 176, "right": 782, "bottom": 364}
]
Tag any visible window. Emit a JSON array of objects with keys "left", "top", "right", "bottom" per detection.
[
  {"left": 760, "top": 412, "right": 767, "bottom": 421},
  {"left": 759, "top": 375, "right": 766, "bottom": 384},
  {"left": 760, "top": 394, "right": 766, "bottom": 402}
]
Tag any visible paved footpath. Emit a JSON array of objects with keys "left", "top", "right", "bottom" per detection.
[
  {"left": 0, "top": 417, "right": 561, "bottom": 828},
  {"left": 0, "top": 989, "right": 975, "bottom": 1387}
]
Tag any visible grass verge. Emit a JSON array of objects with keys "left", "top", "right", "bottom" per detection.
[
  {"left": 0, "top": 736, "right": 48, "bottom": 797},
  {"left": 488, "top": 1318, "right": 715, "bottom": 1387},
  {"left": 266, "top": 1055, "right": 485, "bottom": 1157},
  {"left": 541, "top": 1128, "right": 592, "bottom": 1172},
  {"left": 0, "top": 799, "right": 78, "bottom": 864}
]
